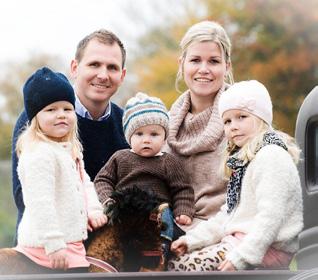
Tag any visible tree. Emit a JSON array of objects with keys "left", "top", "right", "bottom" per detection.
[{"left": 131, "top": 1, "right": 202, "bottom": 108}]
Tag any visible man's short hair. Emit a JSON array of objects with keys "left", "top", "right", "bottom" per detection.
[{"left": 75, "top": 29, "right": 126, "bottom": 68}]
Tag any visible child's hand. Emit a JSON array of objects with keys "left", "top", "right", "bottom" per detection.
[
  {"left": 175, "top": 215, "right": 192, "bottom": 225},
  {"left": 88, "top": 214, "right": 108, "bottom": 232},
  {"left": 48, "top": 248, "right": 69, "bottom": 270},
  {"left": 170, "top": 238, "right": 188, "bottom": 257},
  {"left": 217, "top": 259, "right": 236, "bottom": 271}
]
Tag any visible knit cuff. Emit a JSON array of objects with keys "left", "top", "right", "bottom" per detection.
[
  {"left": 179, "top": 235, "right": 207, "bottom": 253},
  {"left": 102, "top": 198, "right": 115, "bottom": 207},
  {"left": 95, "top": 189, "right": 111, "bottom": 205},
  {"left": 226, "top": 249, "right": 248, "bottom": 270},
  {"left": 173, "top": 207, "right": 195, "bottom": 219},
  {"left": 44, "top": 237, "right": 67, "bottom": 255}
]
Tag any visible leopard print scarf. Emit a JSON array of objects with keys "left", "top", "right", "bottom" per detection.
[{"left": 226, "top": 131, "right": 288, "bottom": 213}]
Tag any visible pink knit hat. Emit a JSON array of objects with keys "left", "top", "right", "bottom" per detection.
[{"left": 218, "top": 80, "right": 273, "bottom": 125}]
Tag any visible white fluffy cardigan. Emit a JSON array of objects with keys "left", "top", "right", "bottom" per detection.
[
  {"left": 179, "top": 145, "right": 303, "bottom": 270},
  {"left": 17, "top": 141, "right": 103, "bottom": 255}
]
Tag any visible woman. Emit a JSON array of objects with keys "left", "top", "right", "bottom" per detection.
[{"left": 166, "top": 20, "right": 234, "bottom": 231}]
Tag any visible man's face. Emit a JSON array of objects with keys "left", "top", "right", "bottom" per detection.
[{"left": 71, "top": 39, "right": 126, "bottom": 108}]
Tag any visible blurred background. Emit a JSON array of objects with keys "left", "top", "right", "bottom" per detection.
[{"left": 1, "top": 0, "right": 317, "bottom": 247}]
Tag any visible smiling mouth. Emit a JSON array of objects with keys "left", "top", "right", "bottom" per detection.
[
  {"left": 194, "top": 78, "right": 212, "bottom": 83},
  {"left": 92, "top": 83, "right": 111, "bottom": 89}
]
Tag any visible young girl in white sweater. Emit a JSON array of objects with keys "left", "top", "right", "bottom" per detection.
[
  {"left": 14, "top": 67, "right": 107, "bottom": 272},
  {"left": 169, "top": 80, "right": 303, "bottom": 271}
]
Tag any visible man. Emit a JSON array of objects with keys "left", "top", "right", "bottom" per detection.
[{"left": 11, "top": 29, "right": 129, "bottom": 241}]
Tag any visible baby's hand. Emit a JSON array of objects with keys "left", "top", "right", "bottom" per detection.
[
  {"left": 175, "top": 215, "right": 192, "bottom": 225},
  {"left": 48, "top": 248, "right": 69, "bottom": 270},
  {"left": 88, "top": 214, "right": 108, "bottom": 232}
]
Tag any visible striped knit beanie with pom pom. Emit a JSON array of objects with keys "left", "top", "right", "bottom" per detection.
[{"left": 122, "top": 92, "right": 169, "bottom": 144}]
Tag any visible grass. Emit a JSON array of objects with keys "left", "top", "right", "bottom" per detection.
[{"left": 0, "top": 160, "right": 17, "bottom": 247}]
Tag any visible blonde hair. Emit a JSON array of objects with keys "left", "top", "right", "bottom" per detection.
[
  {"left": 220, "top": 120, "right": 301, "bottom": 180},
  {"left": 176, "top": 21, "right": 234, "bottom": 92},
  {"left": 16, "top": 114, "right": 82, "bottom": 160}
]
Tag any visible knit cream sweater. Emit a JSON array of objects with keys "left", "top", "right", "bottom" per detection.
[
  {"left": 17, "top": 141, "right": 103, "bottom": 255},
  {"left": 180, "top": 145, "right": 303, "bottom": 269},
  {"left": 166, "top": 89, "right": 227, "bottom": 229}
]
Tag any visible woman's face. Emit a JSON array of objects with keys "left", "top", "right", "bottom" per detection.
[{"left": 182, "top": 41, "right": 229, "bottom": 99}]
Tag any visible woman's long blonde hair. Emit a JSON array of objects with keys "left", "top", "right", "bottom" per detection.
[
  {"left": 16, "top": 114, "right": 82, "bottom": 160},
  {"left": 220, "top": 120, "right": 301, "bottom": 180}
]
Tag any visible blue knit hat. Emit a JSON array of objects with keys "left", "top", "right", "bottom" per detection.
[
  {"left": 122, "top": 92, "right": 169, "bottom": 144},
  {"left": 23, "top": 67, "right": 75, "bottom": 121}
]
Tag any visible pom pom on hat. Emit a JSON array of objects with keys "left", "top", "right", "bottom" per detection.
[
  {"left": 23, "top": 67, "right": 75, "bottom": 121},
  {"left": 218, "top": 80, "right": 273, "bottom": 125},
  {"left": 122, "top": 92, "right": 169, "bottom": 144}
]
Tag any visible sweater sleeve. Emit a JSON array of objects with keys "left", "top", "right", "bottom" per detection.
[
  {"left": 80, "top": 159, "right": 104, "bottom": 218},
  {"left": 94, "top": 152, "right": 119, "bottom": 205},
  {"left": 226, "top": 145, "right": 299, "bottom": 270},
  {"left": 19, "top": 146, "right": 66, "bottom": 255},
  {"left": 180, "top": 204, "right": 228, "bottom": 252},
  {"left": 165, "top": 154, "right": 195, "bottom": 218}
]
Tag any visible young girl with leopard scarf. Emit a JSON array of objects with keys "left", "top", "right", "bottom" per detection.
[{"left": 168, "top": 80, "right": 303, "bottom": 271}]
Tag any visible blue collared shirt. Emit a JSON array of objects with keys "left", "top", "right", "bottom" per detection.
[{"left": 75, "top": 97, "right": 111, "bottom": 121}]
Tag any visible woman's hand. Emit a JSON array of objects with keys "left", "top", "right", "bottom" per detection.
[
  {"left": 170, "top": 238, "right": 188, "bottom": 257},
  {"left": 88, "top": 214, "right": 108, "bottom": 232},
  {"left": 48, "top": 248, "right": 69, "bottom": 270},
  {"left": 218, "top": 259, "right": 236, "bottom": 271},
  {"left": 175, "top": 215, "right": 192, "bottom": 225}
]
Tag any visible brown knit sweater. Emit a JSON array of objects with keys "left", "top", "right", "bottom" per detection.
[
  {"left": 94, "top": 149, "right": 195, "bottom": 218},
  {"left": 165, "top": 88, "right": 228, "bottom": 228}
]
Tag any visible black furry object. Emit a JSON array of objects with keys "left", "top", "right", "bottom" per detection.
[
  {"left": 105, "top": 186, "right": 163, "bottom": 225},
  {"left": 87, "top": 185, "right": 167, "bottom": 272}
]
